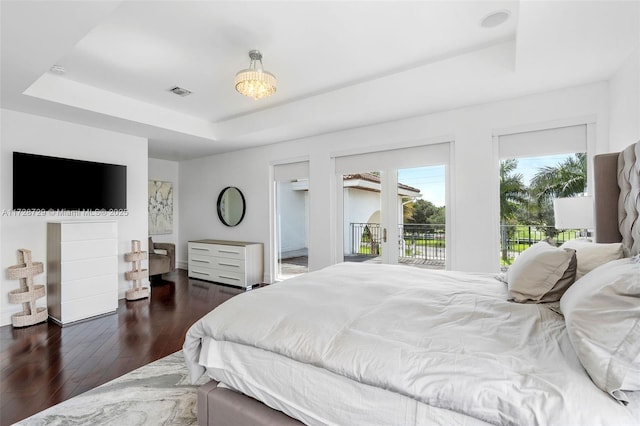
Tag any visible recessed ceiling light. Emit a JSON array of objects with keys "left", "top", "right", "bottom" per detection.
[
  {"left": 49, "top": 65, "right": 66, "bottom": 74},
  {"left": 168, "top": 86, "right": 192, "bottom": 97},
  {"left": 480, "top": 10, "right": 511, "bottom": 28}
]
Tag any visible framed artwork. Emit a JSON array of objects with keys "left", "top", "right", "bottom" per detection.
[{"left": 149, "top": 180, "right": 173, "bottom": 235}]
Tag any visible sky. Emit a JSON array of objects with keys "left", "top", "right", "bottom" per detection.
[
  {"left": 398, "top": 165, "right": 446, "bottom": 207},
  {"left": 396, "top": 153, "right": 576, "bottom": 207},
  {"left": 513, "top": 153, "right": 574, "bottom": 185}
]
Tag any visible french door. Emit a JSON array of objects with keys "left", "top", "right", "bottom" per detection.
[{"left": 335, "top": 143, "right": 451, "bottom": 268}]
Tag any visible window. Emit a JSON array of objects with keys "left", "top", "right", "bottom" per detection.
[{"left": 498, "top": 125, "right": 589, "bottom": 268}]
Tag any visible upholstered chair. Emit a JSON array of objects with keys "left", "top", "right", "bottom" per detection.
[{"left": 148, "top": 237, "right": 176, "bottom": 279}]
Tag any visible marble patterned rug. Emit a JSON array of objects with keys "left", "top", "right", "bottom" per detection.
[{"left": 17, "top": 351, "right": 209, "bottom": 425}]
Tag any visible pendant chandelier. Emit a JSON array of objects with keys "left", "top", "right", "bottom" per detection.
[{"left": 234, "top": 50, "right": 277, "bottom": 100}]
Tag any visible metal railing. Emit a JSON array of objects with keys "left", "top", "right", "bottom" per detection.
[
  {"left": 350, "top": 223, "right": 584, "bottom": 267},
  {"left": 350, "top": 223, "right": 384, "bottom": 255},
  {"left": 349, "top": 223, "right": 446, "bottom": 263},
  {"left": 400, "top": 224, "right": 446, "bottom": 262},
  {"left": 500, "top": 225, "right": 583, "bottom": 265}
]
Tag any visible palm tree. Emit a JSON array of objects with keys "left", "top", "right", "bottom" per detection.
[
  {"left": 402, "top": 197, "right": 415, "bottom": 223},
  {"left": 529, "top": 153, "right": 587, "bottom": 203},
  {"left": 529, "top": 153, "right": 587, "bottom": 231},
  {"left": 500, "top": 159, "right": 528, "bottom": 223},
  {"left": 500, "top": 159, "right": 527, "bottom": 262}
]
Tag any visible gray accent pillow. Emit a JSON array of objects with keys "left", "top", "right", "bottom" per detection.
[
  {"left": 540, "top": 248, "right": 577, "bottom": 302},
  {"left": 560, "top": 256, "right": 640, "bottom": 404},
  {"left": 507, "top": 241, "right": 575, "bottom": 303}
]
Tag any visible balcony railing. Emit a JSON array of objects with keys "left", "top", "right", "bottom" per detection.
[
  {"left": 500, "top": 225, "right": 582, "bottom": 266},
  {"left": 350, "top": 223, "right": 583, "bottom": 267},
  {"left": 350, "top": 223, "right": 384, "bottom": 255},
  {"left": 349, "top": 223, "right": 446, "bottom": 264},
  {"left": 400, "top": 224, "right": 446, "bottom": 263}
]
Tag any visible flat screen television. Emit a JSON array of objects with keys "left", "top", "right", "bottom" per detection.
[{"left": 13, "top": 152, "right": 127, "bottom": 210}]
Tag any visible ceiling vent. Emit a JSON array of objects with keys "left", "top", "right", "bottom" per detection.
[
  {"left": 168, "top": 86, "right": 192, "bottom": 97},
  {"left": 49, "top": 65, "right": 66, "bottom": 74}
]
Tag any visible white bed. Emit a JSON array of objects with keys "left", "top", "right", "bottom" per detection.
[
  {"left": 184, "top": 141, "right": 640, "bottom": 426},
  {"left": 184, "top": 262, "right": 639, "bottom": 425}
]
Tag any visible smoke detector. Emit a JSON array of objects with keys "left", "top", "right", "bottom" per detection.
[
  {"left": 480, "top": 10, "right": 511, "bottom": 28},
  {"left": 168, "top": 86, "right": 192, "bottom": 97}
]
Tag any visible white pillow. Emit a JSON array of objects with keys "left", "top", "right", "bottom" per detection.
[
  {"left": 507, "top": 241, "right": 575, "bottom": 303},
  {"left": 560, "top": 256, "right": 640, "bottom": 404},
  {"left": 560, "top": 239, "right": 625, "bottom": 279}
]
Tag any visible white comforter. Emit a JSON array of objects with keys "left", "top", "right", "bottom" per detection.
[{"left": 184, "top": 262, "right": 639, "bottom": 426}]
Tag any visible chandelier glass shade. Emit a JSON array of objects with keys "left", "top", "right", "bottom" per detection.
[{"left": 235, "top": 50, "right": 277, "bottom": 100}]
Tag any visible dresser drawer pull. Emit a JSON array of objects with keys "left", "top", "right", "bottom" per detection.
[
  {"left": 219, "top": 250, "right": 240, "bottom": 254},
  {"left": 193, "top": 270, "right": 211, "bottom": 276},
  {"left": 193, "top": 259, "right": 210, "bottom": 263},
  {"left": 219, "top": 262, "right": 239, "bottom": 268},
  {"left": 219, "top": 275, "right": 240, "bottom": 281},
  {"left": 192, "top": 247, "right": 209, "bottom": 251}
]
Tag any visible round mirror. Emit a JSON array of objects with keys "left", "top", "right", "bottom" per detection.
[{"left": 217, "top": 187, "right": 246, "bottom": 227}]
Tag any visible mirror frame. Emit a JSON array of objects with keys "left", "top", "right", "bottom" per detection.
[{"left": 216, "top": 186, "right": 246, "bottom": 227}]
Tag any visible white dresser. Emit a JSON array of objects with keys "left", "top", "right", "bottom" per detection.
[
  {"left": 47, "top": 221, "right": 118, "bottom": 325},
  {"left": 188, "top": 240, "right": 263, "bottom": 288}
]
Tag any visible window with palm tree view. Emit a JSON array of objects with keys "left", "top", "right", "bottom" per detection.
[{"left": 500, "top": 152, "right": 587, "bottom": 269}]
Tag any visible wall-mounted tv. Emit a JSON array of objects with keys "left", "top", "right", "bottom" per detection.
[{"left": 13, "top": 152, "right": 127, "bottom": 210}]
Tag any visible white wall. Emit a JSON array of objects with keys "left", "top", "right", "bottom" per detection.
[
  {"left": 180, "top": 82, "right": 611, "bottom": 281},
  {"left": 0, "top": 109, "right": 148, "bottom": 326},
  {"left": 276, "top": 182, "right": 307, "bottom": 256},
  {"left": 609, "top": 47, "right": 640, "bottom": 152},
  {"left": 148, "top": 158, "right": 181, "bottom": 266}
]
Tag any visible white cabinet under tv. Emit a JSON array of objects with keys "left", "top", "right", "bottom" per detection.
[{"left": 47, "top": 221, "right": 118, "bottom": 326}]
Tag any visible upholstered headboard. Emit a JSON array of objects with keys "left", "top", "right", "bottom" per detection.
[{"left": 594, "top": 141, "right": 640, "bottom": 255}]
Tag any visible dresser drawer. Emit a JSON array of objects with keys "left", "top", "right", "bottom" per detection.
[
  {"left": 61, "top": 256, "right": 118, "bottom": 282},
  {"left": 61, "top": 239, "right": 117, "bottom": 261},
  {"left": 61, "top": 274, "right": 117, "bottom": 302},
  {"left": 189, "top": 242, "right": 246, "bottom": 260},
  {"left": 61, "top": 221, "right": 117, "bottom": 242},
  {"left": 188, "top": 267, "right": 245, "bottom": 287},
  {"left": 189, "top": 255, "right": 245, "bottom": 273},
  {"left": 60, "top": 292, "right": 118, "bottom": 323}
]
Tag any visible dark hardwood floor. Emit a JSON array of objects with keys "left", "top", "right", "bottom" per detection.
[{"left": 0, "top": 269, "right": 249, "bottom": 425}]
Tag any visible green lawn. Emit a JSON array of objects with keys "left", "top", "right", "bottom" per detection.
[
  {"left": 358, "top": 245, "right": 379, "bottom": 255},
  {"left": 403, "top": 239, "right": 446, "bottom": 248}
]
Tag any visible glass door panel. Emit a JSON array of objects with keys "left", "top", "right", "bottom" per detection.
[
  {"left": 342, "top": 171, "right": 383, "bottom": 264},
  {"left": 397, "top": 165, "right": 446, "bottom": 269}
]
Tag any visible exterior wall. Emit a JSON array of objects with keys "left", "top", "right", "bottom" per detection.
[
  {"left": 343, "top": 188, "right": 381, "bottom": 254},
  {"left": 0, "top": 109, "right": 148, "bottom": 326}
]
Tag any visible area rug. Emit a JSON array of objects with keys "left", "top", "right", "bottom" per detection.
[{"left": 17, "top": 351, "right": 209, "bottom": 425}]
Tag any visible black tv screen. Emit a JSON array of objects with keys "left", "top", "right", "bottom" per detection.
[{"left": 13, "top": 152, "right": 127, "bottom": 210}]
